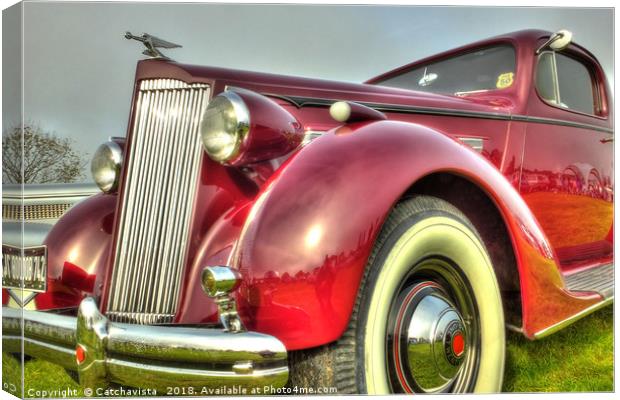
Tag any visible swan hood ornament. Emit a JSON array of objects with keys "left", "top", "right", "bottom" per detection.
[{"left": 124, "top": 31, "right": 182, "bottom": 60}]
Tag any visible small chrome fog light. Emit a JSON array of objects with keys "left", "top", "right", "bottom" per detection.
[
  {"left": 201, "top": 266, "right": 242, "bottom": 298},
  {"left": 201, "top": 266, "right": 244, "bottom": 333},
  {"left": 91, "top": 141, "right": 123, "bottom": 193}
]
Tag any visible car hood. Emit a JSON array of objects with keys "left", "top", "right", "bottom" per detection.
[{"left": 135, "top": 60, "right": 518, "bottom": 115}]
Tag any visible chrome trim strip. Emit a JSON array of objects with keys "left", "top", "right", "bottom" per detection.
[
  {"left": 302, "top": 130, "right": 325, "bottom": 146},
  {"left": 2, "top": 183, "right": 99, "bottom": 201},
  {"left": 2, "top": 298, "right": 289, "bottom": 390},
  {"left": 533, "top": 296, "right": 613, "bottom": 339},
  {"left": 107, "top": 358, "right": 289, "bottom": 390},
  {"left": 509, "top": 114, "right": 612, "bottom": 133},
  {"left": 266, "top": 93, "right": 613, "bottom": 134},
  {"left": 107, "top": 79, "right": 210, "bottom": 324},
  {"left": 458, "top": 137, "right": 484, "bottom": 153},
  {"left": 7, "top": 289, "right": 37, "bottom": 307}
]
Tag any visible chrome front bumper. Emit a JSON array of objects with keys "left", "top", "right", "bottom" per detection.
[{"left": 2, "top": 298, "right": 288, "bottom": 391}]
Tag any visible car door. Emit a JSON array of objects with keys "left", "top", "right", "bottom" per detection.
[{"left": 520, "top": 47, "right": 613, "bottom": 268}]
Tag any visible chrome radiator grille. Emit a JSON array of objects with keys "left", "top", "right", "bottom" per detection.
[{"left": 106, "top": 79, "right": 210, "bottom": 324}]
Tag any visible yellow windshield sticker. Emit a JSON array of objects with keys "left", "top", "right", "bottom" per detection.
[{"left": 496, "top": 72, "right": 514, "bottom": 89}]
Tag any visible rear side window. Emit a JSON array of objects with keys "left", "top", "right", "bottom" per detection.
[{"left": 536, "top": 52, "right": 596, "bottom": 115}]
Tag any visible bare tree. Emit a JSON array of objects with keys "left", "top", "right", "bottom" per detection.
[{"left": 2, "top": 124, "right": 87, "bottom": 184}]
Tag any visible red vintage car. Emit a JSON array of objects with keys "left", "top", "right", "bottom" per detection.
[{"left": 2, "top": 29, "right": 613, "bottom": 394}]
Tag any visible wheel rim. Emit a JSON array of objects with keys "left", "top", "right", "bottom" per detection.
[{"left": 386, "top": 258, "right": 480, "bottom": 393}]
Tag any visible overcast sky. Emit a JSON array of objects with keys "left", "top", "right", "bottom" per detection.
[{"left": 2, "top": 3, "right": 614, "bottom": 182}]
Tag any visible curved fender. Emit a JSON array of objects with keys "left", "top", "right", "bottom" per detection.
[
  {"left": 36, "top": 194, "right": 117, "bottom": 310},
  {"left": 231, "top": 120, "right": 601, "bottom": 349}
]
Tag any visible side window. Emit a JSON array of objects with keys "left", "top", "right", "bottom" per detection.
[
  {"left": 536, "top": 53, "right": 556, "bottom": 102},
  {"left": 536, "top": 52, "right": 597, "bottom": 115},
  {"left": 555, "top": 54, "right": 595, "bottom": 114}
]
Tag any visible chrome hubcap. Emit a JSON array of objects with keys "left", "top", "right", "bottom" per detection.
[{"left": 386, "top": 260, "right": 479, "bottom": 393}]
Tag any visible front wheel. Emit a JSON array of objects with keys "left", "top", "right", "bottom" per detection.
[{"left": 335, "top": 196, "right": 505, "bottom": 393}]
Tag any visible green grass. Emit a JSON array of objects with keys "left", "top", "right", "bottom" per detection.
[
  {"left": 503, "top": 305, "right": 613, "bottom": 392},
  {"left": 2, "top": 306, "right": 613, "bottom": 395},
  {"left": 2, "top": 353, "right": 83, "bottom": 398}
]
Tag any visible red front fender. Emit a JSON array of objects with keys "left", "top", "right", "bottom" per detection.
[
  {"left": 222, "top": 120, "right": 600, "bottom": 349},
  {"left": 37, "top": 194, "right": 117, "bottom": 310}
]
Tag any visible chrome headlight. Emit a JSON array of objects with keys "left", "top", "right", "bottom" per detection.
[
  {"left": 91, "top": 141, "right": 122, "bottom": 193},
  {"left": 200, "top": 91, "right": 249, "bottom": 163}
]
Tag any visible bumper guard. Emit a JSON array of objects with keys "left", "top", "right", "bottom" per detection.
[{"left": 2, "top": 298, "right": 288, "bottom": 390}]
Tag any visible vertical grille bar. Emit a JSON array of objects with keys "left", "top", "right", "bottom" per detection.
[{"left": 106, "top": 79, "right": 210, "bottom": 324}]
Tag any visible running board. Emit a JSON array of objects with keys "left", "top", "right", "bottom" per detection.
[
  {"left": 565, "top": 262, "right": 614, "bottom": 298},
  {"left": 533, "top": 262, "right": 613, "bottom": 339}
]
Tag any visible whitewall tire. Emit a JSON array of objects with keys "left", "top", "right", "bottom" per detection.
[{"left": 334, "top": 196, "right": 505, "bottom": 393}]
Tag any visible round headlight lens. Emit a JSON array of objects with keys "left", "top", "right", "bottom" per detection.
[
  {"left": 91, "top": 141, "right": 122, "bottom": 193},
  {"left": 200, "top": 92, "right": 249, "bottom": 163}
]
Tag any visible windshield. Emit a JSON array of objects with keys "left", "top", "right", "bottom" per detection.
[{"left": 374, "top": 45, "right": 516, "bottom": 96}]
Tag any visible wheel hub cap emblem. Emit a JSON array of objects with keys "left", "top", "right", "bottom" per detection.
[{"left": 444, "top": 321, "right": 466, "bottom": 366}]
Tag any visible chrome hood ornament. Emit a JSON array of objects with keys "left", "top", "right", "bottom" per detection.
[{"left": 124, "top": 31, "right": 182, "bottom": 60}]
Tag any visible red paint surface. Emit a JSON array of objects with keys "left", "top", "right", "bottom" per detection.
[
  {"left": 39, "top": 29, "right": 612, "bottom": 349},
  {"left": 222, "top": 88, "right": 304, "bottom": 166},
  {"left": 37, "top": 194, "right": 116, "bottom": 310}
]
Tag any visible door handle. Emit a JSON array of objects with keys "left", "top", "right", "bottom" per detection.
[{"left": 600, "top": 138, "right": 613, "bottom": 143}]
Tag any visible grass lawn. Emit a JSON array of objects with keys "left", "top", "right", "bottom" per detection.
[
  {"left": 503, "top": 305, "right": 613, "bottom": 392},
  {"left": 2, "top": 306, "right": 613, "bottom": 396}
]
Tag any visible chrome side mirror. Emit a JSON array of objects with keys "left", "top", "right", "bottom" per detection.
[{"left": 536, "top": 29, "right": 573, "bottom": 54}]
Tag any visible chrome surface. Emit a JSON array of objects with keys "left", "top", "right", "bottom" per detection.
[
  {"left": 124, "top": 31, "right": 182, "bottom": 60},
  {"left": 2, "top": 304, "right": 78, "bottom": 369},
  {"left": 2, "top": 183, "right": 98, "bottom": 222},
  {"left": 387, "top": 260, "right": 480, "bottom": 393},
  {"left": 91, "top": 141, "right": 123, "bottom": 193},
  {"left": 77, "top": 298, "right": 108, "bottom": 387},
  {"left": 459, "top": 137, "right": 484, "bottom": 153},
  {"left": 2, "top": 183, "right": 99, "bottom": 201},
  {"left": 2, "top": 245, "right": 47, "bottom": 292},
  {"left": 7, "top": 289, "right": 37, "bottom": 307},
  {"left": 3, "top": 203, "right": 73, "bottom": 220},
  {"left": 536, "top": 29, "right": 573, "bottom": 54},
  {"left": 2, "top": 298, "right": 289, "bottom": 390},
  {"left": 564, "top": 262, "right": 614, "bottom": 299},
  {"left": 267, "top": 93, "right": 614, "bottom": 133},
  {"left": 3, "top": 222, "right": 52, "bottom": 247},
  {"left": 200, "top": 90, "right": 250, "bottom": 163},
  {"left": 201, "top": 266, "right": 242, "bottom": 297},
  {"left": 201, "top": 266, "right": 245, "bottom": 332},
  {"left": 302, "top": 130, "right": 325, "bottom": 146},
  {"left": 534, "top": 296, "right": 614, "bottom": 339},
  {"left": 392, "top": 283, "right": 466, "bottom": 392},
  {"left": 107, "top": 79, "right": 210, "bottom": 324}
]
